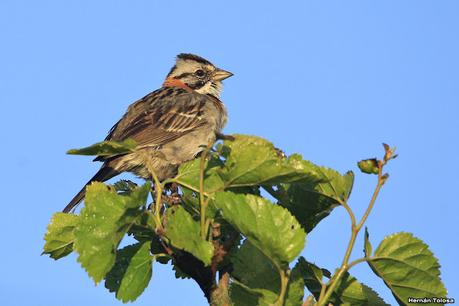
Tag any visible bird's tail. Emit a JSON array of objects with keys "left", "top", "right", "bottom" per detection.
[{"left": 63, "top": 165, "right": 119, "bottom": 213}]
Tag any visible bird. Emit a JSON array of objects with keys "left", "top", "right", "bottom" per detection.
[{"left": 63, "top": 53, "right": 233, "bottom": 213}]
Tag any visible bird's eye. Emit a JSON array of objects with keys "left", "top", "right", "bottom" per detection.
[{"left": 195, "top": 69, "right": 205, "bottom": 77}]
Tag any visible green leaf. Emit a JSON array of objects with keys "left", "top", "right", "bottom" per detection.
[
  {"left": 213, "top": 191, "right": 306, "bottom": 265},
  {"left": 218, "top": 135, "right": 318, "bottom": 187},
  {"left": 229, "top": 242, "right": 305, "bottom": 306},
  {"left": 128, "top": 211, "right": 157, "bottom": 242},
  {"left": 278, "top": 153, "right": 354, "bottom": 201},
  {"left": 364, "top": 227, "right": 373, "bottom": 257},
  {"left": 126, "top": 212, "right": 171, "bottom": 264},
  {"left": 297, "top": 258, "right": 388, "bottom": 305},
  {"left": 164, "top": 205, "right": 214, "bottom": 266},
  {"left": 229, "top": 240, "right": 278, "bottom": 305},
  {"left": 231, "top": 240, "right": 280, "bottom": 294},
  {"left": 67, "top": 139, "right": 137, "bottom": 157},
  {"left": 105, "top": 242, "right": 153, "bottom": 303},
  {"left": 336, "top": 273, "right": 389, "bottom": 306},
  {"left": 174, "top": 135, "right": 348, "bottom": 195},
  {"left": 174, "top": 135, "right": 353, "bottom": 231},
  {"left": 43, "top": 213, "right": 79, "bottom": 260},
  {"left": 74, "top": 182, "right": 150, "bottom": 284},
  {"left": 113, "top": 179, "right": 138, "bottom": 193},
  {"left": 285, "top": 261, "right": 305, "bottom": 306},
  {"left": 367, "top": 232, "right": 447, "bottom": 305},
  {"left": 180, "top": 183, "right": 220, "bottom": 219},
  {"left": 150, "top": 238, "right": 171, "bottom": 265},
  {"left": 269, "top": 159, "right": 354, "bottom": 232},
  {"left": 297, "top": 257, "right": 323, "bottom": 299},
  {"left": 174, "top": 154, "right": 226, "bottom": 193},
  {"left": 309, "top": 264, "right": 324, "bottom": 283},
  {"left": 172, "top": 263, "right": 191, "bottom": 279},
  {"left": 230, "top": 283, "right": 278, "bottom": 306},
  {"left": 229, "top": 283, "right": 259, "bottom": 306}
]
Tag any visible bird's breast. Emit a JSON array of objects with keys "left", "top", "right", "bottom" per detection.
[{"left": 208, "top": 97, "right": 228, "bottom": 131}]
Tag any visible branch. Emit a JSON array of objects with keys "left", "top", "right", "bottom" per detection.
[
  {"left": 141, "top": 151, "right": 164, "bottom": 232},
  {"left": 317, "top": 144, "right": 395, "bottom": 306},
  {"left": 200, "top": 146, "right": 211, "bottom": 239},
  {"left": 172, "top": 250, "right": 214, "bottom": 302},
  {"left": 275, "top": 267, "right": 290, "bottom": 306}
]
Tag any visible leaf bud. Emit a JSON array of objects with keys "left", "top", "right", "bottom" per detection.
[
  {"left": 357, "top": 158, "right": 380, "bottom": 174},
  {"left": 382, "top": 143, "right": 397, "bottom": 162}
]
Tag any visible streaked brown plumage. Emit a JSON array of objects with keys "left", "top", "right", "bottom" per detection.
[{"left": 63, "top": 54, "right": 232, "bottom": 213}]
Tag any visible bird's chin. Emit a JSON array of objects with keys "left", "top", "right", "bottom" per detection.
[{"left": 195, "top": 81, "right": 223, "bottom": 98}]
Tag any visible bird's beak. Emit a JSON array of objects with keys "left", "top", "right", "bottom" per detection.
[{"left": 213, "top": 69, "right": 233, "bottom": 81}]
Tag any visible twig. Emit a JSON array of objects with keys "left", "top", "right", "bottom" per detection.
[
  {"left": 169, "top": 179, "right": 211, "bottom": 197},
  {"left": 141, "top": 152, "right": 164, "bottom": 232},
  {"left": 356, "top": 168, "right": 385, "bottom": 232},
  {"left": 200, "top": 146, "right": 210, "bottom": 239},
  {"left": 340, "top": 200, "right": 356, "bottom": 229},
  {"left": 346, "top": 257, "right": 368, "bottom": 271},
  {"left": 318, "top": 282, "right": 327, "bottom": 302},
  {"left": 317, "top": 160, "right": 388, "bottom": 306},
  {"left": 275, "top": 267, "right": 290, "bottom": 306}
]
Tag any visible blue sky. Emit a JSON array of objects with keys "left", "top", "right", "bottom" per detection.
[{"left": 1, "top": 1, "right": 458, "bottom": 305}]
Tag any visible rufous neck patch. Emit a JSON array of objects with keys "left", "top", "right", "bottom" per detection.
[{"left": 163, "top": 78, "right": 193, "bottom": 92}]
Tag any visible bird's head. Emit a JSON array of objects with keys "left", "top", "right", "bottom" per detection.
[{"left": 164, "top": 53, "right": 233, "bottom": 98}]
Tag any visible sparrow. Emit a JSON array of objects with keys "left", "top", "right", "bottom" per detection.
[{"left": 63, "top": 53, "right": 233, "bottom": 213}]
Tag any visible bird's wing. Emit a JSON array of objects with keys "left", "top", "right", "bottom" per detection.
[{"left": 105, "top": 89, "right": 210, "bottom": 149}]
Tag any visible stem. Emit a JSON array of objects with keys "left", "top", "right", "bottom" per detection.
[
  {"left": 275, "top": 267, "right": 290, "bottom": 306},
  {"left": 316, "top": 257, "right": 368, "bottom": 304},
  {"left": 152, "top": 253, "right": 169, "bottom": 259},
  {"left": 206, "top": 218, "right": 213, "bottom": 241},
  {"left": 154, "top": 180, "right": 164, "bottom": 232},
  {"left": 318, "top": 283, "right": 327, "bottom": 302},
  {"left": 318, "top": 267, "right": 347, "bottom": 306},
  {"left": 341, "top": 226, "right": 357, "bottom": 267},
  {"left": 169, "top": 179, "right": 201, "bottom": 194},
  {"left": 317, "top": 162, "right": 387, "bottom": 306},
  {"left": 356, "top": 170, "right": 385, "bottom": 231},
  {"left": 200, "top": 147, "right": 210, "bottom": 239},
  {"left": 346, "top": 257, "right": 368, "bottom": 271},
  {"left": 340, "top": 200, "right": 356, "bottom": 228},
  {"left": 141, "top": 152, "right": 164, "bottom": 232}
]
